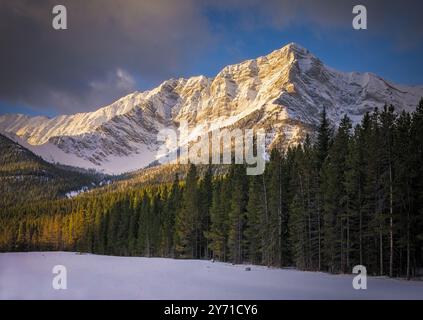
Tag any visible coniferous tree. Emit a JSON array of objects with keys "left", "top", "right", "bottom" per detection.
[
  {"left": 205, "top": 178, "right": 228, "bottom": 260},
  {"left": 199, "top": 165, "right": 213, "bottom": 258},
  {"left": 410, "top": 99, "right": 423, "bottom": 277},
  {"left": 314, "top": 107, "right": 332, "bottom": 270},
  {"left": 227, "top": 164, "right": 248, "bottom": 264},
  {"left": 289, "top": 138, "right": 318, "bottom": 270},
  {"left": 345, "top": 123, "right": 366, "bottom": 267},
  {"left": 175, "top": 164, "right": 199, "bottom": 258},
  {"left": 322, "top": 115, "right": 352, "bottom": 272},
  {"left": 267, "top": 148, "right": 283, "bottom": 266},
  {"left": 163, "top": 175, "right": 181, "bottom": 257},
  {"left": 137, "top": 194, "right": 150, "bottom": 256},
  {"left": 245, "top": 175, "right": 265, "bottom": 264},
  {"left": 379, "top": 105, "right": 396, "bottom": 276},
  {"left": 394, "top": 111, "right": 413, "bottom": 278}
]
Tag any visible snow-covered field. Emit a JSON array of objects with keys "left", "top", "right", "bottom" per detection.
[{"left": 0, "top": 252, "right": 422, "bottom": 300}]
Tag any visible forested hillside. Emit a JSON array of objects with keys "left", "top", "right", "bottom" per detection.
[
  {"left": 0, "top": 133, "right": 102, "bottom": 208},
  {"left": 1, "top": 101, "right": 422, "bottom": 278}
]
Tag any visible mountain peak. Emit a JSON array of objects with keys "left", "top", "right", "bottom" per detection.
[
  {"left": 276, "top": 42, "right": 312, "bottom": 57},
  {"left": 1, "top": 43, "right": 422, "bottom": 174},
  {"left": 262, "top": 42, "right": 316, "bottom": 71},
  {"left": 285, "top": 42, "right": 306, "bottom": 51}
]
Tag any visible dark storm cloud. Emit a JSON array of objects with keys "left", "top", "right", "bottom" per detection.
[
  {"left": 207, "top": 0, "right": 423, "bottom": 47},
  {"left": 0, "top": 0, "right": 212, "bottom": 113},
  {"left": 1, "top": 0, "right": 422, "bottom": 114}
]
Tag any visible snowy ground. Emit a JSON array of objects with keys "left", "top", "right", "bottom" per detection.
[{"left": 0, "top": 252, "right": 422, "bottom": 300}]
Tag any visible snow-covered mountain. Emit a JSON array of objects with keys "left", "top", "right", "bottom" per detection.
[{"left": 1, "top": 43, "right": 422, "bottom": 174}]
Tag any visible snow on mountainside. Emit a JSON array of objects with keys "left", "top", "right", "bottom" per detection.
[{"left": 1, "top": 43, "right": 422, "bottom": 174}]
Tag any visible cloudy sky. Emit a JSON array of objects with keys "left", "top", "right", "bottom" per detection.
[{"left": 1, "top": 0, "right": 422, "bottom": 116}]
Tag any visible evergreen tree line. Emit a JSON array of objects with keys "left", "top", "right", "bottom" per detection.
[{"left": 1, "top": 101, "right": 423, "bottom": 278}]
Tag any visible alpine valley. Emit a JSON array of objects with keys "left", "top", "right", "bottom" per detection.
[
  {"left": 1, "top": 43, "right": 422, "bottom": 174},
  {"left": 2, "top": 43, "right": 423, "bottom": 288}
]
